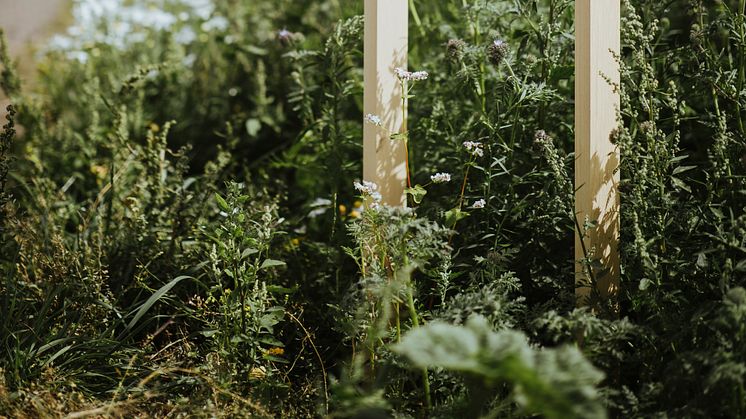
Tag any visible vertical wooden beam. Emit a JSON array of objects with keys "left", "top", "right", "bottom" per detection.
[
  {"left": 575, "top": 0, "right": 621, "bottom": 306},
  {"left": 364, "top": 0, "right": 408, "bottom": 207}
]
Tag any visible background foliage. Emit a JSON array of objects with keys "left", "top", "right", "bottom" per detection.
[{"left": 0, "top": 0, "right": 745, "bottom": 417}]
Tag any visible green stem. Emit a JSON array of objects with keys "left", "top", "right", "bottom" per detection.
[
  {"left": 396, "top": 303, "right": 401, "bottom": 342},
  {"left": 406, "top": 290, "right": 431, "bottom": 410},
  {"left": 409, "top": 0, "right": 426, "bottom": 37}
]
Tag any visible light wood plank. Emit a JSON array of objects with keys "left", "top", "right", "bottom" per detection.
[
  {"left": 575, "top": 0, "right": 621, "bottom": 307},
  {"left": 363, "top": 0, "right": 408, "bottom": 207}
]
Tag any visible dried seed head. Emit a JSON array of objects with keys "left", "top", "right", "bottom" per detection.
[
  {"left": 487, "top": 39, "right": 509, "bottom": 66},
  {"left": 446, "top": 38, "right": 466, "bottom": 61},
  {"left": 689, "top": 24, "right": 703, "bottom": 47},
  {"left": 534, "top": 130, "right": 551, "bottom": 144},
  {"left": 639, "top": 121, "right": 656, "bottom": 135},
  {"left": 533, "top": 130, "right": 551, "bottom": 151}
]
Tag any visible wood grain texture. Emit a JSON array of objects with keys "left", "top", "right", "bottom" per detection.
[
  {"left": 575, "top": 0, "right": 621, "bottom": 306},
  {"left": 363, "top": 0, "right": 408, "bottom": 207}
]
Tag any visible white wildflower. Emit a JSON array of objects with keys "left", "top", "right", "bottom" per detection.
[
  {"left": 201, "top": 15, "right": 229, "bottom": 32},
  {"left": 430, "top": 172, "right": 451, "bottom": 183},
  {"left": 365, "top": 114, "right": 383, "bottom": 127},
  {"left": 174, "top": 26, "right": 197, "bottom": 44},
  {"left": 354, "top": 180, "right": 379, "bottom": 196},
  {"left": 471, "top": 199, "right": 486, "bottom": 209},
  {"left": 182, "top": 53, "right": 197, "bottom": 67},
  {"left": 409, "top": 71, "right": 429, "bottom": 81},
  {"left": 394, "top": 67, "right": 429, "bottom": 81},
  {"left": 463, "top": 141, "right": 485, "bottom": 157}
]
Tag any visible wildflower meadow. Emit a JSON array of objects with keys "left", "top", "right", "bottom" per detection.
[{"left": 1, "top": 0, "right": 745, "bottom": 417}]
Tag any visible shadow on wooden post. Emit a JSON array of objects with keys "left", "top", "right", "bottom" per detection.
[
  {"left": 363, "top": 0, "right": 408, "bottom": 207},
  {"left": 575, "top": 0, "right": 621, "bottom": 313}
]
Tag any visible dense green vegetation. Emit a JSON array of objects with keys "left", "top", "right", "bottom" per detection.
[{"left": 1, "top": 0, "right": 745, "bottom": 417}]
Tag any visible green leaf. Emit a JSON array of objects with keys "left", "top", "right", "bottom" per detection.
[
  {"left": 246, "top": 118, "right": 261, "bottom": 137},
  {"left": 670, "top": 177, "right": 691, "bottom": 193},
  {"left": 267, "top": 285, "right": 298, "bottom": 294},
  {"left": 241, "top": 247, "right": 259, "bottom": 259},
  {"left": 264, "top": 355, "right": 289, "bottom": 363},
  {"left": 672, "top": 165, "right": 697, "bottom": 175},
  {"left": 127, "top": 276, "right": 190, "bottom": 330},
  {"left": 405, "top": 184, "right": 427, "bottom": 204},
  {"left": 215, "top": 193, "right": 230, "bottom": 212},
  {"left": 395, "top": 315, "right": 606, "bottom": 419},
  {"left": 445, "top": 207, "right": 469, "bottom": 227},
  {"left": 41, "top": 344, "right": 73, "bottom": 368},
  {"left": 389, "top": 132, "right": 409, "bottom": 141},
  {"left": 260, "top": 259, "right": 286, "bottom": 270},
  {"left": 259, "top": 337, "right": 284, "bottom": 347}
]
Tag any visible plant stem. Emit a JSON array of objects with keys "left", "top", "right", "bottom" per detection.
[
  {"left": 408, "top": 0, "right": 426, "bottom": 37},
  {"left": 405, "top": 139, "right": 412, "bottom": 189},
  {"left": 406, "top": 289, "right": 432, "bottom": 410},
  {"left": 457, "top": 162, "right": 472, "bottom": 210}
]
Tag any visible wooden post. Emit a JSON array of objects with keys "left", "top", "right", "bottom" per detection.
[
  {"left": 575, "top": 0, "right": 621, "bottom": 307},
  {"left": 363, "top": 0, "right": 408, "bottom": 206}
]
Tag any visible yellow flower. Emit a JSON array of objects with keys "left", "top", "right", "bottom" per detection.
[
  {"left": 339, "top": 204, "right": 347, "bottom": 215},
  {"left": 353, "top": 200, "right": 363, "bottom": 208},
  {"left": 148, "top": 122, "right": 160, "bottom": 133},
  {"left": 266, "top": 347, "right": 285, "bottom": 356},
  {"left": 90, "top": 164, "right": 108, "bottom": 179},
  {"left": 350, "top": 210, "right": 361, "bottom": 219},
  {"left": 291, "top": 238, "right": 300, "bottom": 246}
]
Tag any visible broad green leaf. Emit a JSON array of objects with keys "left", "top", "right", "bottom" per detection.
[
  {"left": 445, "top": 207, "right": 469, "bottom": 227},
  {"left": 405, "top": 184, "right": 427, "bottom": 204},
  {"left": 260, "top": 259, "right": 286, "bottom": 270}
]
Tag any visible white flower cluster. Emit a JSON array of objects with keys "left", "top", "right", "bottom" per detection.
[
  {"left": 471, "top": 199, "right": 486, "bottom": 209},
  {"left": 364, "top": 114, "right": 383, "bottom": 127},
  {"left": 354, "top": 180, "right": 382, "bottom": 203},
  {"left": 394, "top": 67, "right": 429, "bottom": 81},
  {"left": 47, "top": 0, "right": 220, "bottom": 63},
  {"left": 463, "top": 141, "right": 484, "bottom": 157},
  {"left": 430, "top": 172, "right": 451, "bottom": 183},
  {"left": 201, "top": 15, "right": 229, "bottom": 31}
]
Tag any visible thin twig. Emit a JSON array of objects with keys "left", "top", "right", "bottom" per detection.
[{"left": 287, "top": 311, "right": 329, "bottom": 414}]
